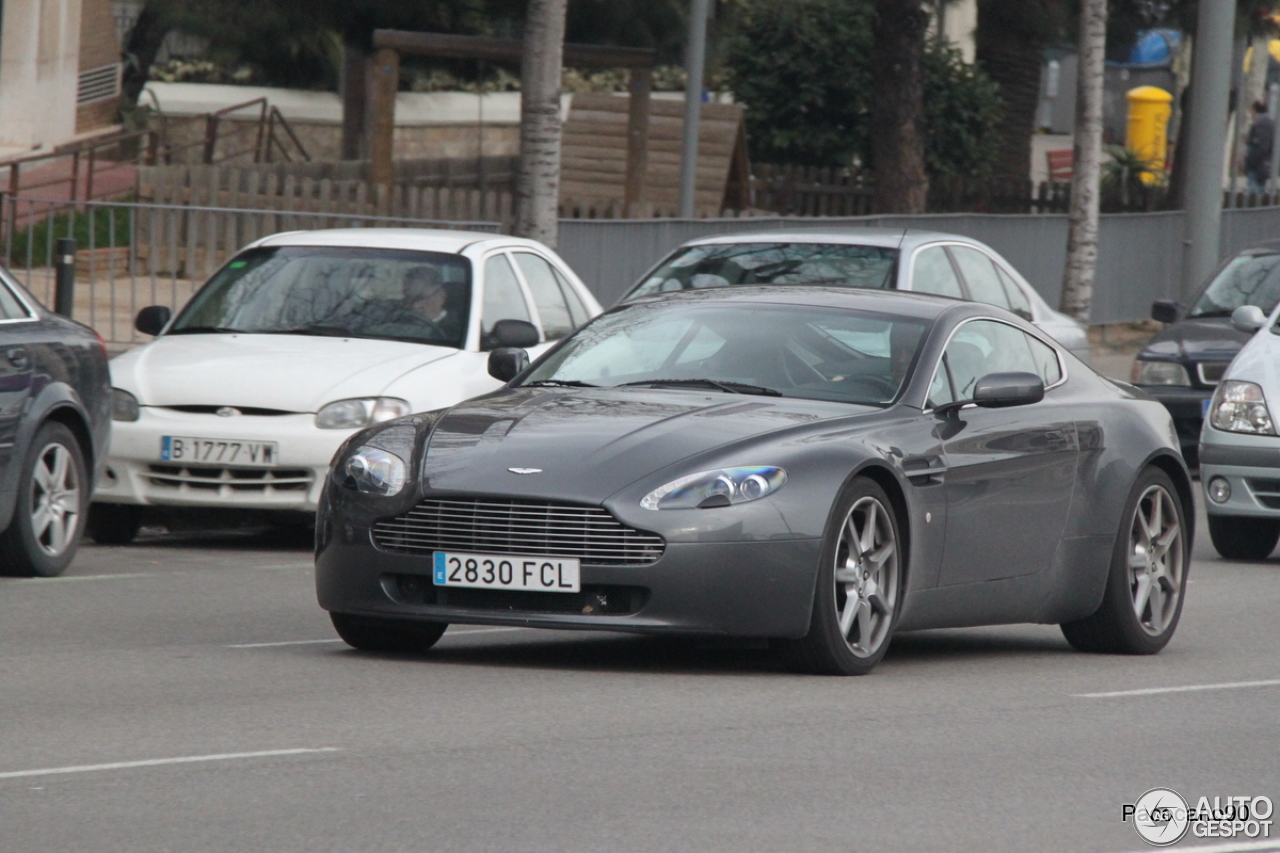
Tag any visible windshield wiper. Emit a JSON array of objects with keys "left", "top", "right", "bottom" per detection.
[
  {"left": 617, "top": 378, "right": 783, "bottom": 396},
  {"left": 166, "top": 325, "right": 248, "bottom": 335},
  {"left": 258, "top": 325, "right": 359, "bottom": 337},
  {"left": 522, "top": 380, "right": 601, "bottom": 388}
]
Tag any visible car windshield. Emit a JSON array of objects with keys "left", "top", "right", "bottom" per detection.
[
  {"left": 168, "top": 246, "right": 473, "bottom": 348},
  {"left": 627, "top": 242, "right": 899, "bottom": 299},
  {"left": 521, "top": 300, "right": 929, "bottom": 407},
  {"left": 1189, "top": 251, "right": 1280, "bottom": 318}
]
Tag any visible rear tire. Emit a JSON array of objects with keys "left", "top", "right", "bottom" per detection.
[
  {"left": 782, "top": 478, "right": 902, "bottom": 675},
  {"left": 86, "top": 503, "right": 143, "bottom": 545},
  {"left": 0, "top": 422, "right": 88, "bottom": 578},
  {"left": 330, "top": 612, "right": 447, "bottom": 654},
  {"left": 1062, "top": 467, "right": 1188, "bottom": 654},
  {"left": 1207, "top": 515, "right": 1279, "bottom": 561}
]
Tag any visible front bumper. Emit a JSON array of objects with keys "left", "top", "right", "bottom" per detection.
[
  {"left": 1138, "top": 384, "right": 1213, "bottom": 457},
  {"left": 1200, "top": 429, "right": 1280, "bottom": 518},
  {"left": 316, "top": 526, "right": 824, "bottom": 639},
  {"left": 93, "top": 408, "right": 353, "bottom": 511}
]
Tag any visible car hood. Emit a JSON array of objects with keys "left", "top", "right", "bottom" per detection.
[
  {"left": 1139, "top": 317, "right": 1251, "bottom": 360},
  {"left": 110, "top": 333, "right": 459, "bottom": 412},
  {"left": 422, "top": 387, "right": 867, "bottom": 501},
  {"left": 1224, "top": 327, "right": 1280, "bottom": 388}
]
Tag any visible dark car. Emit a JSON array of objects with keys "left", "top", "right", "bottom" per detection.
[
  {"left": 316, "top": 287, "right": 1192, "bottom": 675},
  {"left": 1132, "top": 243, "right": 1280, "bottom": 461},
  {"left": 0, "top": 272, "right": 111, "bottom": 576}
]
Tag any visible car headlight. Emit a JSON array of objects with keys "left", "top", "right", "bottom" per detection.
[
  {"left": 1208, "top": 380, "right": 1275, "bottom": 435},
  {"left": 641, "top": 466, "right": 787, "bottom": 510},
  {"left": 1131, "top": 360, "right": 1191, "bottom": 386},
  {"left": 111, "top": 388, "right": 140, "bottom": 421},
  {"left": 316, "top": 397, "right": 411, "bottom": 429},
  {"left": 336, "top": 447, "right": 407, "bottom": 496}
]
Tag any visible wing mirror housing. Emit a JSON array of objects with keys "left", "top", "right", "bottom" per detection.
[
  {"left": 1231, "top": 304, "right": 1268, "bottom": 333},
  {"left": 1151, "top": 299, "right": 1180, "bottom": 324},
  {"left": 973, "top": 371, "right": 1045, "bottom": 408},
  {"left": 135, "top": 305, "right": 171, "bottom": 336},
  {"left": 488, "top": 319, "right": 540, "bottom": 349},
  {"left": 488, "top": 347, "right": 530, "bottom": 382}
]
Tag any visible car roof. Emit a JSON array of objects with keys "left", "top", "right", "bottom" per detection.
[
  {"left": 621, "top": 282, "right": 994, "bottom": 322},
  {"left": 676, "top": 227, "right": 979, "bottom": 252},
  {"left": 252, "top": 228, "right": 544, "bottom": 255}
]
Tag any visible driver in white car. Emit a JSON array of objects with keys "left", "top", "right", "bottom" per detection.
[{"left": 401, "top": 266, "right": 464, "bottom": 340}]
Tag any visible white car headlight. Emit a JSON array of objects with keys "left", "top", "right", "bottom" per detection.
[
  {"left": 1209, "top": 380, "right": 1276, "bottom": 435},
  {"left": 1131, "top": 360, "right": 1191, "bottom": 386},
  {"left": 316, "top": 397, "right": 411, "bottom": 429},
  {"left": 337, "top": 447, "right": 407, "bottom": 496},
  {"left": 641, "top": 466, "right": 787, "bottom": 510},
  {"left": 111, "top": 388, "right": 140, "bottom": 422}
]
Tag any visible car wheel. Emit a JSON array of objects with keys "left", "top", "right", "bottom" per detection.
[
  {"left": 330, "top": 612, "right": 448, "bottom": 653},
  {"left": 1207, "top": 515, "right": 1280, "bottom": 561},
  {"left": 784, "top": 478, "right": 902, "bottom": 675},
  {"left": 0, "top": 422, "right": 88, "bottom": 577},
  {"left": 1061, "top": 467, "right": 1188, "bottom": 654},
  {"left": 86, "top": 503, "right": 143, "bottom": 545}
]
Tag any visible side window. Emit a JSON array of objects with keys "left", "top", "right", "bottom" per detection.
[
  {"left": 950, "top": 246, "right": 1010, "bottom": 310},
  {"left": 995, "top": 265, "right": 1033, "bottom": 320},
  {"left": 928, "top": 358, "right": 955, "bottom": 408},
  {"left": 0, "top": 281, "right": 28, "bottom": 320},
  {"left": 943, "top": 320, "right": 1038, "bottom": 400},
  {"left": 514, "top": 253, "right": 575, "bottom": 340},
  {"left": 549, "top": 265, "right": 591, "bottom": 326},
  {"left": 911, "top": 247, "right": 964, "bottom": 298},
  {"left": 482, "top": 254, "right": 533, "bottom": 347},
  {"left": 1026, "top": 334, "right": 1064, "bottom": 386}
]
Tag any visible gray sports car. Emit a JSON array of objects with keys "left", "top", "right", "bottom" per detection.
[{"left": 316, "top": 287, "right": 1192, "bottom": 675}]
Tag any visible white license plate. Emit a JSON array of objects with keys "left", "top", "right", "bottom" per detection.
[
  {"left": 433, "top": 551, "right": 581, "bottom": 593},
  {"left": 160, "top": 436, "right": 279, "bottom": 467}
]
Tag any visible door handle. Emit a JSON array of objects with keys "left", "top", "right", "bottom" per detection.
[{"left": 5, "top": 347, "right": 28, "bottom": 369}]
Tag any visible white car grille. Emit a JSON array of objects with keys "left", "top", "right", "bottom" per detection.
[
  {"left": 1197, "top": 362, "right": 1230, "bottom": 385},
  {"left": 146, "top": 464, "right": 312, "bottom": 494}
]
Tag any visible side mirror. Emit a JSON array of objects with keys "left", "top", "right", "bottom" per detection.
[
  {"left": 1231, "top": 304, "right": 1268, "bottom": 333},
  {"left": 135, "top": 305, "right": 171, "bottom": 336},
  {"left": 973, "top": 371, "right": 1045, "bottom": 408},
  {"left": 488, "top": 347, "right": 530, "bottom": 382},
  {"left": 1151, "top": 299, "right": 1180, "bottom": 324},
  {"left": 488, "top": 319, "right": 540, "bottom": 349}
]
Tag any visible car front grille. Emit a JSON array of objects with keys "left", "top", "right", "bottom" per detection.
[
  {"left": 385, "top": 574, "right": 648, "bottom": 614},
  {"left": 161, "top": 405, "right": 296, "bottom": 416},
  {"left": 372, "top": 497, "right": 666, "bottom": 566},
  {"left": 146, "top": 464, "right": 312, "bottom": 493},
  {"left": 1197, "top": 362, "right": 1230, "bottom": 385}
]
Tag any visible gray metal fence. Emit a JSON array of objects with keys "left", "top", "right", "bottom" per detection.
[{"left": 7, "top": 195, "right": 1280, "bottom": 345}]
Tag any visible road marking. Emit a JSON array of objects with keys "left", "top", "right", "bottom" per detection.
[
  {"left": 1077, "top": 678, "right": 1280, "bottom": 698},
  {"left": 226, "top": 626, "right": 526, "bottom": 648},
  {"left": 6, "top": 573, "right": 158, "bottom": 584},
  {"left": 0, "top": 748, "right": 340, "bottom": 780},
  {"left": 1114, "top": 840, "right": 1280, "bottom": 853}
]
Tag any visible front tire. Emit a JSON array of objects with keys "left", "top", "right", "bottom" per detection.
[
  {"left": 783, "top": 478, "right": 902, "bottom": 675},
  {"left": 1062, "top": 467, "right": 1188, "bottom": 654},
  {"left": 87, "top": 503, "right": 143, "bottom": 545},
  {"left": 330, "top": 612, "right": 448, "bottom": 654},
  {"left": 0, "top": 422, "right": 88, "bottom": 577},
  {"left": 1207, "top": 515, "right": 1279, "bottom": 561}
]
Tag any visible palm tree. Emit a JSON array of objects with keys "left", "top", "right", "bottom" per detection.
[
  {"left": 514, "top": 0, "right": 569, "bottom": 248},
  {"left": 871, "top": 0, "right": 930, "bottom": 213}
]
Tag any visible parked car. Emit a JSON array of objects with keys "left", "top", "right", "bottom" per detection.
[
  {"left": 90, "top": 228, "right": 602, "bottom": 544},
  {"left": 1199, "top": 301, "right": 1280, "bottom": 559},
  {"left": 618, "top": 228, "right": 1091, "bottom": 363},
  {"left": 0, "top": 270, "right": 111, "bottom": 576},
  {"left": 1131, "top": 242, "right": 1280, "bottom": 462},
  {"left": 317, "top": 286, "right": 1191, "bottom": 675}
]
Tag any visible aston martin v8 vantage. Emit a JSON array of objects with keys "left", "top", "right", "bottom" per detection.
[{"left": 316, "top": 287, "right": 1192, "bottom": 675}]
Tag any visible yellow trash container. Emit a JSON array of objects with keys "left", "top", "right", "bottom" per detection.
[{"left": 1126, "top": 86, "right": 1173, "bottom": 184}]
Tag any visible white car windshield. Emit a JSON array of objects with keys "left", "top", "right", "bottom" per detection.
[
  {"left": 168, "top": 246, "right": 473, "bottom": 348},
  {"left": 628, "top": 243, "right": 899, "bottom": 299},
  {"left": 521, "top": 300, "right": 929, "bottom": 407},
  {"left": 1190, "top": 251, "right": 1280, "bottom": 319}
]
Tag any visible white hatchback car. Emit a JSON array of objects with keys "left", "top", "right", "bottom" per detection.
[{"left": 89, "top": 228, "right": 601, "bottom": 543}]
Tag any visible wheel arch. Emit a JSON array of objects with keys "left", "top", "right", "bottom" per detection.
[
  {"left": 1143, "top": 450, "right": 1196, "bottom": 547},
  {"left": 850, "top": 462, "right": 912, "bottom": 592}
]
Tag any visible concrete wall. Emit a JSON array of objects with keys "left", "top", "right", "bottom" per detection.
[{"left": 0, "top": 0, "right": 84, "bottom": 155}]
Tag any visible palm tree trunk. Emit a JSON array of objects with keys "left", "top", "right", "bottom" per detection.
[
  {"left": 514, "top": 0, "right": 568, "bottom": 248},
  {"left": 1060, "top": 0, "right": 1107, "bottom": 323},
  {"left": 870, "top": 0, "right": 929, "bottom": 213}
]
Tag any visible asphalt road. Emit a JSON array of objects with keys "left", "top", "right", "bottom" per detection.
[{"left": 3, "top": 494, "right": 1279, "bottom": 853}]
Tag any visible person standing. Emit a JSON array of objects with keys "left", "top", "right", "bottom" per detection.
[{"left": 1245, "top": 100, "right": 1275, "bottom": 195}]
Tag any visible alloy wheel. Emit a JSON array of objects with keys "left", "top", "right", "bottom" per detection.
[
  {"left": 833, "top": 495, "right": 899, "bottom": 658},
  {"left": 29, "top": 442, "right": 82, "bottom": 557},
  {"left": 1128, "top": 484, "right": 1184, "bottom": 636}
]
